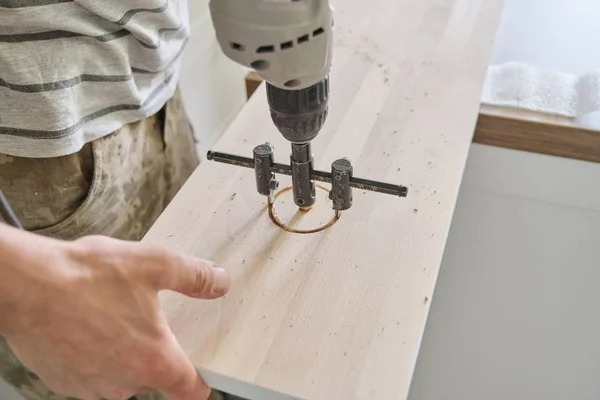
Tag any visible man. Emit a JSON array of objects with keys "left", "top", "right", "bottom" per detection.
[{"left": 0, "top": 0, "right": 229, "bottom": 399}]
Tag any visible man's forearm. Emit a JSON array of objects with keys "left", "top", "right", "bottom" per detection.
[
  {"left": 0, "top": 223, "right": 64, "bottom": 335},
  {"left": 0, "top": 223, "right": 25, "bottom": 333},
  {"left": 0, "top": 223, "right": 32, "bottom": 333}
]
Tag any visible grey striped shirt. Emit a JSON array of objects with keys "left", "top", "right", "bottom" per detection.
[{"left": 0, "top": 0, "right": 189, "bottom": 158}]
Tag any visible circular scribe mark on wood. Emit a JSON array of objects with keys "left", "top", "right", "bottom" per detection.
[{"left": 268, "top": 184, "right": 339, "bottom": 234}]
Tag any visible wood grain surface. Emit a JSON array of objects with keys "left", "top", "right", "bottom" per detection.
[{"left": 143, "top": 1, "right": 505, "bottom": 399}]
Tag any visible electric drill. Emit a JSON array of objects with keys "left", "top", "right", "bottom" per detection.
[
  {"left": 209, "top": 0, "right": 333, "bottom": 209},
  {"left": 207, "top": 0, "right": 407, "bottom": 217}
]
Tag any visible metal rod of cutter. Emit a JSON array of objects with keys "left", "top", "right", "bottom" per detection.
[{"left": 206, "top": 151, "right": 408, "bottom": 198}]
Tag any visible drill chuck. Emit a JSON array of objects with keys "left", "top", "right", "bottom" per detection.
[
  {"left": 266, "top": 77, "right": 329, "bottom": 144},
  {"left": 266, "top": 77, "right": 329, "bottom": 209},
  {"left": 290, "top": 143, "right": 316, "bottom": 208}
]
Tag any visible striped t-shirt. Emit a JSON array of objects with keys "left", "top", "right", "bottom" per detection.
[{"left": 0, "top": 0, "right": 189, "bottom": 158}]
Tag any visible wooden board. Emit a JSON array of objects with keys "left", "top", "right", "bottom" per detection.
[{"left": 143, "top": 1, "right": 505, "bottom": 399}]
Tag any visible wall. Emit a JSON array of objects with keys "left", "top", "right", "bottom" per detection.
[
  {"left": 408, "top": 0, "right": 600, "bottom": 399},
  {"left": 179, "top": 0, "right": 247, "bottom": 159},
  {"left": 489, "top": 0, "right": 600, "bottom": 74}
]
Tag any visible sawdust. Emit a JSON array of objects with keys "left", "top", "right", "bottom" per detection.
[{"left": 268, "top": 184, "right": 339, "bottom": 234}]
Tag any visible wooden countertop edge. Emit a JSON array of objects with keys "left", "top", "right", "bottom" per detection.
[
  {"left": 246, "top": 72, "right": 600, "bottom": 164},
  {"left": 475, "top": 105, "right": 600, "bottom": 163}
]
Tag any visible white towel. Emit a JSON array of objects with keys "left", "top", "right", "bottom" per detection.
[{"left": 482, "top": 62, "right": 600, "bottom": 123}]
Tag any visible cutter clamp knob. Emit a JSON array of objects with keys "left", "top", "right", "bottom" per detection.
[
  {"left": 329, "top": 158, "right": 353, "bottom": 217},
  {"left": 253, "top": 143, "right": 277, "bottom": 203}
]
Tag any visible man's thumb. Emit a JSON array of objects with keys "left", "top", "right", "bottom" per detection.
[{"left": 154, "top": 253, "right": 231, "bottom": 299}]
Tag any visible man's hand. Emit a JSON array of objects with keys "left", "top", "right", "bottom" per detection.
[{"left": 0, "top": 225, "right": 230, "bottom": 400}]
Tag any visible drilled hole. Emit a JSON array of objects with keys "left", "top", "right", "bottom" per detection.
[
  {"left": 313, "top": 27, "right": 325, "bottom": 37},
  {"left": 298, "top": 34, "right": 309, "bottom": 43},
  {"left": 284, "top": 79, "right": 301, "bottom": 88},
  {"left": 257, "top": 45, "right": 275, "bottom": 53},
  {"left": 269, "top": 185, "right": 340, "bottom": 234},
  {"left": 281, "top": 40, "right": 293, "bottom": 50},
  {"left": 250, "top": 60, "right": 269, "bottom": 70},
  {"left": 230, "top": 42, "right": 244, "bottom": 51}
]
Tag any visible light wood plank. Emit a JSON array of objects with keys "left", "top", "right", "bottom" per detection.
[{"left": 143, "top": 1, "right": 504, "bottom": 399}]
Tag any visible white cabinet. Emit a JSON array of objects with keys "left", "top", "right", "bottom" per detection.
[{"left": 409, "top": 1, "right": 600, "bottom": 398}]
